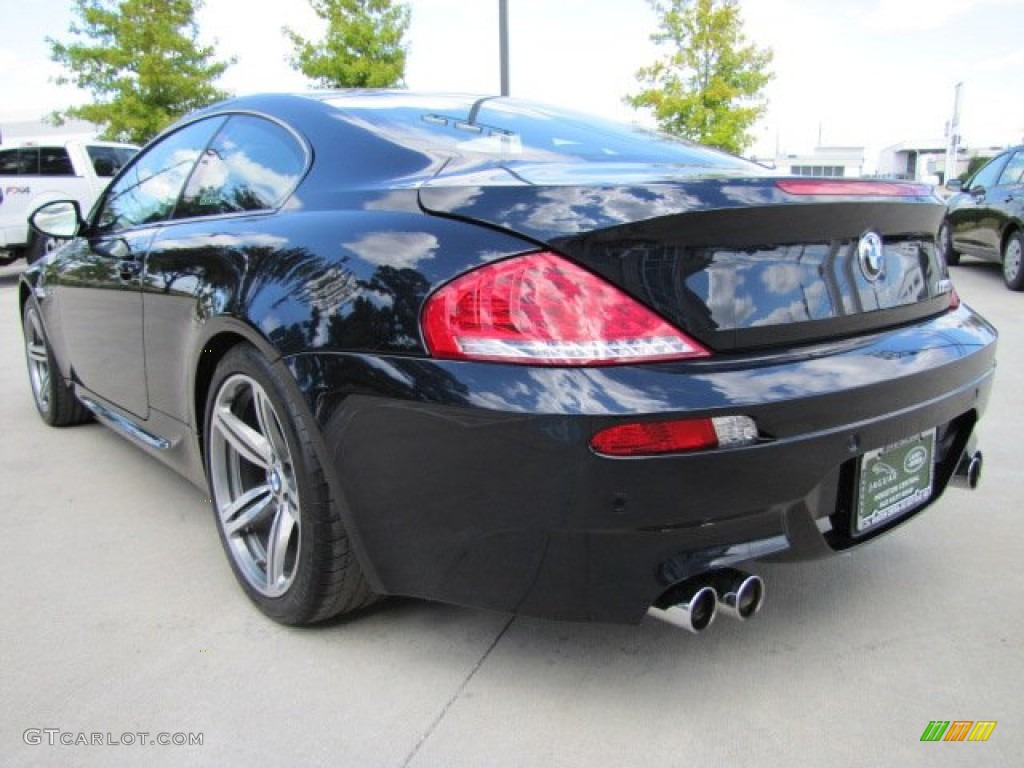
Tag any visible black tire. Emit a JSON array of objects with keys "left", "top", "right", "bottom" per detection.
[
  {"left": 204, "top": 343, "right": 376, "bottom": 625},
  {"left": 1002, "top": 231, "right": 1024, "bottom": 291},
  {"left": 21, "top": 300, "right": 92, "bottom": 427},
  {"left": 25, "top": 230, "right": 59, "bottom": 265},
  {"left": 938, "top": 220, "right": 960, "bottom": 266}
]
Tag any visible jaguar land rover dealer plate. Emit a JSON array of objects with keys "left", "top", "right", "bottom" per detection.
[{"left": 855, "top": 430, "right": 936, "bottom": 534}]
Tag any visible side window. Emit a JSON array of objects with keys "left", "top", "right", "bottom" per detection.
[
  {"left": 39, "top": 147, "right": 75, "bottom": 176},
  {"left": 87, "top": 145, "right": 138, "bottom": 177},
  {"left": 996, "top": 151, "right": 1024, "bottom": 187},
  {"left": 96, "top": 117, "right": 225, "bottom": 234},
  {"left": 176, "top": 115, "right": 306, "bottom": 219},
  {"left": 14, "top": 148, "right": 40, "bottom": 175},
  {"left": 0, "top": 149, "right": 17, "bottom": 175},
  {"left": 970, "top": 154, "right": 1008, "bottom": 191}
]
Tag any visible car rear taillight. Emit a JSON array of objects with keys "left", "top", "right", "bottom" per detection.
[
  {"left": 590, "top": 416, "right": 758, "bottom": 457},
  {"left": 422, "top": 251, "right": 709, "bottom": 365},
  {"left": 776, "top": 179, "right": 934, "bottom": 197}
]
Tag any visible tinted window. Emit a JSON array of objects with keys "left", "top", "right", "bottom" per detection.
[
  {"left": 86, "top": 145, "right": 138, "bottom": 177},
  {"left": 39, "top": 147, "right": 75, "bottom": 176},
  {"left": 0, "top": 148, "right": 41, "bottom": 175},
  {"left": 0, "top": 149, "right": 17, "bottom": 175},
  {"left": 997, "top": 151, "right": 1024, "bottom": 187},
  {"left": 970, "top": 154, "right": 1008, "bottom": 191},
  {"left": 176, "top": 115, "right": 306, "bottom": 219},
  {"left": 327, "top": 95, "right": 756, "bottom": 170},
  {"left": 96, "top": 118, "right": 224, "bottom": 233}
]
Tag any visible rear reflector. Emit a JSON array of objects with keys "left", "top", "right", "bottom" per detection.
[
  {"left": 422, "top": 251, "right": 709, "bottom": 365},
  {"left": 591, "top": 416, "right": 758, "bottom": 457},
  {"left": 776, "top": 179, "right": 933, "bottom": 197}
]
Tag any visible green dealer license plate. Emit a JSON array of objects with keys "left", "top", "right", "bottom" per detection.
[{"left": 855, "top": 429, "right": 936, "bottom": 534}]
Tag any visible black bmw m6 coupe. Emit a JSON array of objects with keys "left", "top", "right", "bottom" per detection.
[{"left": 20, "top": 92, "right": 996, "bottom": 632}]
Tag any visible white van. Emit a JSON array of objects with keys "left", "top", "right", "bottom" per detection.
[{"left": 0, "top": 138, "right": 138, "bottom": 265}]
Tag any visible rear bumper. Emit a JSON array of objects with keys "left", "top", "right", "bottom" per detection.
[{"left": 287, "top": 304, "right": 997, "bottom": 623}]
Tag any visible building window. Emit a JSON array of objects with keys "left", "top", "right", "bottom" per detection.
[{"left": 790, "top": 165, "right": 845, "bottom": 177}]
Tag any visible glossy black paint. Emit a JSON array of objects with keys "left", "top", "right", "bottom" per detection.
[
  {"left": 287, "top": 307, "right": 993, "bottom": 620},
  {"left": 945, "top": 146, "right": 1024, "bottom": 260},
  {"left": 19, "top": 91, "right": 998, "bottom": 623},
  {"left": 422, "top": 170, "right": 951, "bottom": 351}
]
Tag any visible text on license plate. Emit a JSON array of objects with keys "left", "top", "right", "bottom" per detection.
[{"left": 855, "top": 429, "right": 936, "bottom": 534}]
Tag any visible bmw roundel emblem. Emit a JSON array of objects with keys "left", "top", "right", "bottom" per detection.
[{"left": 858, "top": 231, "right": 885, "bottom": 282}]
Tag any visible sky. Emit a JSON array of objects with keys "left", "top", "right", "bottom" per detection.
[{"left": 1, "top": 0, "right": 1022, "bottom": 171}]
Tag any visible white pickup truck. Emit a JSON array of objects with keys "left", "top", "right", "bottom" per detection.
[{"left": 0, "top": 138, "right": 138, "bottom": 265}]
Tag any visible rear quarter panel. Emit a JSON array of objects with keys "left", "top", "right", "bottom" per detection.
[{"left": 140, "top": 201, "right": 537, "bottom": 428}]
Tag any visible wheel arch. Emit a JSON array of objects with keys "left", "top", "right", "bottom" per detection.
[
  {"left": 191, "top": 319, "right": 312, "bottom": 465},
  {"left": 192, "top": 326, "right": 387, "bottom": 601},
  {"left": 17, "top": 272, "right": 76, "bottom": 383},
  {"left": 191, "top": 315, "right": 387, "bottom": 594},
  {"left": 193, "top": 329, "right": 259, "bottom": 462}
]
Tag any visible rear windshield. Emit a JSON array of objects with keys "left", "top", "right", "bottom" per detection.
[
  {"left": 86, "top": 145, "right": 138, "bottom": 177},
  {"left": 326, "top": 95, "right": 756, "bottom": 170}
]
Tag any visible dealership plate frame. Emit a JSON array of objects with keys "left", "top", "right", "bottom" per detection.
[{"left": 855, "top": 429, "right": 937, "bottom": 535}]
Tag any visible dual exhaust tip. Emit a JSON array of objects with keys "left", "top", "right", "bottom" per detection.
[
  {"left": 650, "top": 568, "right": 765, "bottom": 634},
  {"left": 650, "top": 446, "right": 982, "bottom": 634}
]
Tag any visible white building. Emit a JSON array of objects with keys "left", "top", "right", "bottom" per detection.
[
  {"left": 877, "top": 139, "right": 1009, "bottom": 183},
  {"left": 769, "top": 146, "right": 866, "bottom": 178}
]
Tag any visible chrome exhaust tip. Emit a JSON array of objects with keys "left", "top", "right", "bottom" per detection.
[
  {"left": 709, "top": 569, "right": 765, "bottom": 621},
  {"left": 951, "top": 449, "right": 983, "bottom": 490},
  {"left": 648, "top": 583, "right": 719, "bottom": 634}
]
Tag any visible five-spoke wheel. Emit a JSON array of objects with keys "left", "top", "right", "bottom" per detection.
[
  {"left": 24, "top": 305, "right": 52, "bottom": 416},
  {"left": 21, "top": 300, "right": 91, "bottom": 426},
  {"left": 204, "top": 344, "right": 375, "bottom": 624},
  {"left": 209, "top": 373, "right": 301, "bottom": 598}
]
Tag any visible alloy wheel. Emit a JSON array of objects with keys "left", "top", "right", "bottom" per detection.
[
  {"left": 24, "top": 307, "right": 51, "bottom": 414},
  {"left": 209, "top": 374, "right": 301, "bottom": 597},
  {"left": 1004, "top": 236, "right": 1023, "bottom": 286}
]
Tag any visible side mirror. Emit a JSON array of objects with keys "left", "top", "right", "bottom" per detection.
[
  {"left": 945, "top": 179, "right": 963, "bottom": 192},
  {"left": 28, "top": 200, "right": 85, "bottom": 239}
]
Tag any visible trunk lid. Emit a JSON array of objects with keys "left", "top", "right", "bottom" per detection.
[{"left": 419, "top": 164, "right": 951, "bottom": 352}]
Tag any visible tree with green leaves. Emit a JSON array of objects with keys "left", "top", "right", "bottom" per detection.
[
  {"left": 626, "top": 0, "right": 773, "bottom": 155},
  {"left": 49, "top": 0, "right": 232, "bottom": 145},
  {"left": 285, "top": 0, "right": 411, "bottom": 88}
]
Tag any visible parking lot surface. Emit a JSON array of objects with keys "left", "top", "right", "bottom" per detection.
[{"left": 0, "top": 259, "right": 1020, "bottom": 767}]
